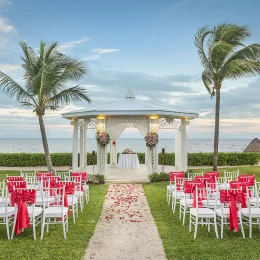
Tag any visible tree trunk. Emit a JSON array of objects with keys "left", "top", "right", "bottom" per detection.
[
  {"left": 213, "top": 87, "right": 221, "bottom": 170},
  {"left": 38, "top": 114, "right": 54, "bottom": 172}
]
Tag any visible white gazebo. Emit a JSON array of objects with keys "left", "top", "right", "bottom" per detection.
[{"left": 62, "top": 90, "right": 199, "bottom": 175}]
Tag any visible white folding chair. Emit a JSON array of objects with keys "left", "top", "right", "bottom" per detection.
[
  {"left": 40, "top": 186, "right": 69, "bottom": 239},
  {"left": 215, "top": 188, "right": 245, "bottom": 238},
  {"left": 20, "top": 171, "right": 36, "bottom": 178},
  {"left": 172, "top": 177, "right": 188, "bottom": 213},
  {"left": 0, "top": 186, "right": 17, "bottom": 239},
  {"left": 189, "top": 187, "right": 218, "bottom": 239},
  {"left": 11, "top": 188, "right": 43, "bottom": 240},
  {"left": 217, "top": 177, "right": 230, "bottom": 189},
  {"left": 57, "top": 171, "right": 70, "bottom": 181},
  {"left": 166, "top": 172, "right": 184, "bottom": 205}
]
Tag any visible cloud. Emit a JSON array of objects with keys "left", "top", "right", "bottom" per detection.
[
  {"left": 0, "top": 63, "right": 21, "bottom": 72},
  {"left": 58, "top": 36, "right": 90, "bottom": 51},
  {"left": 0, "top": 17, "right": 16, "bottom": 34},
  {"left": 83, "top": 48, "right": 120, "bottom": 61}
]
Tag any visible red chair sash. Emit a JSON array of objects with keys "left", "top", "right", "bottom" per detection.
[
  {"left": 8, "top": 181, "right": 27, "bottom": 206},
  {"left": 230, "top": 181, "right": 249, "bottom": 208},
  {"left": 37, "top": 172, "right": 52, "bottom": 180},
  {"left": 13, "top": 189, "right": 36, "bottom": 235},
  {"left": 204, "top": 171, "right": 220, "bottom": 179},
  {"left": 72, "top": 172, "right": 87, "bottom": 182},
  {"left": 238, "top": 174, "right": 255, "bottom": 186},
  {"left": 184, "top": 181, "right": 205, "bottom": 208},
  {"left": 6, "top": 176, "right": 24, "bottom": 182},
  {"left": 169, "top": 172, "right": 185, "bottom": 182},
  {"left": 220, "top": 189, "right": 242, "bottom": 232}
]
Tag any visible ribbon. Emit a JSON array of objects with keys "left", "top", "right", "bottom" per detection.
[
  {"left": 205, "top": 171, "right": 220, "bottom": 180},
  {"left": 220, "top": 189, "right": 242, "bottom": 232},
  {"left": 7, "top": 181, "right": 27, "bottom": 206},
  {"left": 184, "top": 181, "right": 205, "bottom": 208},
  {"left": 230, "top": 181, "right": 250, "bottom": 208},
  {"left": 6, "top": 176, "right": 24, "bottom": 182},
  {"left": 169, "top": 172, "right": 185, "bottom": 182},
  {"left": 72, "top": 172, "right": 87, "bottom": 182},
  {"left": 238, "top": 175, "right": 255, "bottom": 186},
  {"left": 13, "top": 189, "right": 36, "bottom": 235}
]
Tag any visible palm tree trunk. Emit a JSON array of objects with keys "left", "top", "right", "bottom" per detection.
[
  {"left": 213, "top": 87, "right": 221, "bottom": 170},
  {"left": 38, "top": 114, "right": 54, "bottom": 172}
]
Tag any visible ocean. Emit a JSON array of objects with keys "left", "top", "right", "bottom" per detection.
[{"left": 0, "top": 138, "right": 251, "bottom": 153}]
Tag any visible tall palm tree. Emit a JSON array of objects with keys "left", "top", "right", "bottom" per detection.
[
  {"left": 0, "top": 41, "right": 91, "bottom": 172},
  {"left": 195, "top": 23, "right": 260, "bottom": 170}
]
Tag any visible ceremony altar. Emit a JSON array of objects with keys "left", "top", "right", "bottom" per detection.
[{"left": 118, "top": 153, "right": 140, "bottom": 169}]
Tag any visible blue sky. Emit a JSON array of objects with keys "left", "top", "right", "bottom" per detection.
[{"left": 0, "top": 0, "right": 260, "bottom": 139}]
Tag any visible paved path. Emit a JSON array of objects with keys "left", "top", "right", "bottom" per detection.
[{"left": 84, "top": 184, "right": 166, "bottom": 260}]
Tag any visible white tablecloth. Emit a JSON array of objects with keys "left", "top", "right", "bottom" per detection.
[{"left": 118, "top": 154, "right": 140, "bottom": 169}]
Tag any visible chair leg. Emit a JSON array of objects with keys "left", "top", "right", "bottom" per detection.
[
  {"left": 214, "top": 216, "right": 218, "bottom": 239},
  {"left": 194, "top": 216, "right": 198, "bottom": 238},
  {"left": 40, "top": 216, "right": 45, "bottom": 240},
  {"left": 249, "top": 218, "right": 252, "bottom": 238},
  {"left": 72, "top": 205, "right": 75, "bottom": 224},
  {"left": 189, "top": 213, "right": 192, "bottom": 232},
  {"left": 62, "top": 218, "right": 67, "bottom": 239},
  {"left": 33, "top": 217, "right": 36, "bottom": 240},
  {"left": 239, "top": 214, "right": 245, "bottom": 238},
  {"left": 11, "top": 209, "right": 17, "bottom": 239},
  {"left": 76, "top": 203, "right": 79, "bottom": 218},
  {"left": 182, "top": 207, "right": 186, "bottom": 225},
  {"left": 5, "top": 217, "right": 10, "bottom": 239}
]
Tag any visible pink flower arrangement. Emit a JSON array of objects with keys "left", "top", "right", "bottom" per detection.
[
  {"left": 96, "top": 131, "right": 110, "bottom": 147},
  {"left": 123, "top": 148, "right": 133, "bottom": 154},
  {"left": 144, "top": 132, "right": 158, "bottom": 148}
]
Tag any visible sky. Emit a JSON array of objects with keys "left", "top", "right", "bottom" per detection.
[{"left": 0, "top": 0, "right": 260, "bottom": 139}]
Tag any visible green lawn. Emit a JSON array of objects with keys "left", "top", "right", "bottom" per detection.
[
  {"left": 143, "top": 166, "right": 260, "bottom": 260},
  {"left": 0, "top": 170, "right": 108, "bottom": 260}
]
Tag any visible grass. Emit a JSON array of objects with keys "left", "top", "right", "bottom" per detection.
[
  {"left": 143, "top": 166, "right": 260, "bottom": 260},
  {"left": 0, "top": 170, "right": 108, "bottom": 260}
]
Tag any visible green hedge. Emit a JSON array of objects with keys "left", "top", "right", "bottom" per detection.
[{"left": 0, "top": 152, "right": 259, "bottom": 167}]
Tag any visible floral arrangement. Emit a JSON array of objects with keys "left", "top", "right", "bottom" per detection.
[
  {"left": 122, "top": 148, "right": 134, "bottom": 154},
  {"left": 144, "top": 132, "right": 158, "bottom": 148},
  {"left": 96, "top": 131, "right": 110, "bottom": 147}
]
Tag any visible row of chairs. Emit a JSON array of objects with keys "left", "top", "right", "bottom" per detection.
[
  {"left": 0, "top": 171, "right": 90, "bottom": 240},
  {"left": 167, "top": 170, "right": 260, "bottom": 238}
]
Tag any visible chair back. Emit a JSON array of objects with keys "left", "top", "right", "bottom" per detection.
[
  {"left": 20, "top": 171, "right": 36, "bottom": 178},
  {"left": 72, "top": 172, "right": 87, "bottom": 182},
  {"left": 204, "top": 171, "right": 220, "bottom": 179},
  {"left": 57, "top": 171, "right": 70, "bottom": 181},
  {"left": 187, "top": 172, "right": 203, "bottom": 180},
  {"left": 57, "top": 181, "right": 75, "bottom": 195},
  {"left": 224, "top": 170, "right": 239, "bottom": 182}
]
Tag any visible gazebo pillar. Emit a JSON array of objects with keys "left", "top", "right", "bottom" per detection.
[
  {"left": 72, "top": 118, "right": 79, "bottom": 170},
  {"left": 175, "top": 118, "right": 188, "bottom": 171},
  {"left": 79, "top": 121, "right": 87, "bottom": 170}
]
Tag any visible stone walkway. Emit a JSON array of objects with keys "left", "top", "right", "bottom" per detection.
[{"left": 84, "top": 184, "right": 166, "bottom": 260}]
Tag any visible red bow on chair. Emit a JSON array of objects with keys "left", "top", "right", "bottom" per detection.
[
  {"left": 230, "top": 181, "right": 249, "bottom": 208},
  {"left": 184, "top": 180, "right": 205, "bottom": 208},
  {"left": 220, "top": 189, "right": 242, "bottom": 232},
  {"left": 13, "top": 189, "right": 36, "bottom": 235},
  {"left": 7, "top": 181, "right": 27, "bottom": 206},
  {"left": 238, "top": 175, "right": 255, "bottom": 186}
]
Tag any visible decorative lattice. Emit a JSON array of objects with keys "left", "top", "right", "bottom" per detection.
[
  {"left": 158, "top": 118, "right": 181, "bottom": 129},
  {"left": 77, "top": 119, "right": 97, "bottom": 131},
  {"left": 106, "top": 116, "right": 148, "bottom": 129},
  {"left": 97, "top": 144, "right": 107, "bottom": 175}
]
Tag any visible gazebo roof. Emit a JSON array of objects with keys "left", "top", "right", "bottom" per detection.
[
  {"left": 62, "top": 90, "right": 199, "bottom": 120},
  {"left": 243, "top": 138, "right": 260, "bottom": 152}
]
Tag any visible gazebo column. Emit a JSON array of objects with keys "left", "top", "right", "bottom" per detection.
[
  {"left": 175, "top": 118, "right": 188, "bottom": 172},
  {"left": 72, "top": 118, "right": 79, "bottom": 170},
  {"left": 79, "top": 121, "right": 87, "bottom": 170},
  {"left": 97, "top": 116, "right": 107, "bottom": 175},
  {"left": 149, "top": 115, "right": 159, "bottom": 174}
]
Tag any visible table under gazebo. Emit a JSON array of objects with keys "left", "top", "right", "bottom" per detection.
[{"left": 62, "top": 90, "right": 199, "bottom": 178}]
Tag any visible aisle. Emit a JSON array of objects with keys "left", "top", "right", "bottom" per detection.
[{"left": 84, "top": 184, "right": 166, "bottom": 260}]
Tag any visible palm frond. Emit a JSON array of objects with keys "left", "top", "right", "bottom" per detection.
[
  {"left": 20, "top": 101, "right": 36, "bottom": 108},
  {"left": 0, "top": 71, "right": 34, "bottom": 103},
  {"left": 48, "top": 85, "right": 92, "bottom": 108},
  {"left": 202, "top": 71, "right": 214, "bottom": 96},
  {"left": 209, "top": 41, "right": 234, "bottom": 71},
  {"left": 194, "top": 26, "right": 213, "bottom": 70},
  {"left": 220, "top": 59, "right": 260, "bottom": 80}
]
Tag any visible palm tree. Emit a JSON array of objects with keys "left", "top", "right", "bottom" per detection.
[
  {"left": 195, "top": 23, "right": 260, "bottom": 170},
  {"left": 0, "top": 41, "right": 91, "bottom": 172}
]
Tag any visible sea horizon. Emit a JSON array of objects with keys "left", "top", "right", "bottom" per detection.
[{"left": 0, "top": 138, "right": 253, "bottom": 153}]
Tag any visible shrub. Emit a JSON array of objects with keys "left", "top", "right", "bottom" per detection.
[{"left": 0, "top": 152, "right": 259, "bottom": 167}]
